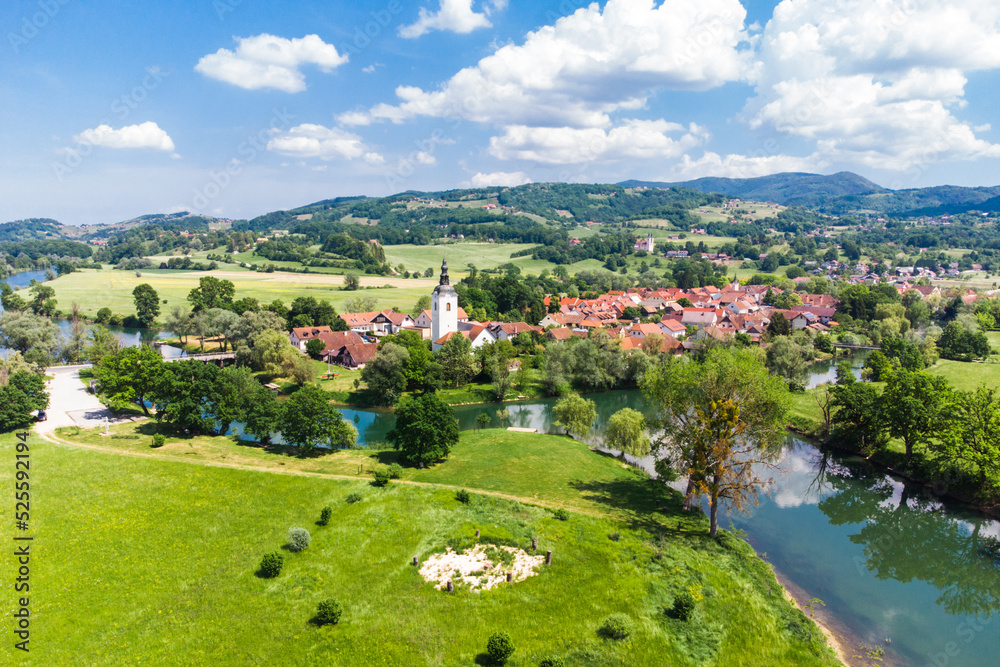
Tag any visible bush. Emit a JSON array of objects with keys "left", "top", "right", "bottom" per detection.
[
  {"left": 455, "top": 489, "right": 471, "bottom": 504},
  {"left": 387, "top": 462, "right": 403, "bottom": 479},
  {"left": 552, "top": 509, "right": 569, "bottom": 521},
  {"left": 315, "top": 598, "right": 343, "bottom": 625},
  {"left": 668, "top": 592, "right": 696, "bottom": 621},
  {"left": 319, "top": 506, "right": 332, "bottom": 526},
  {"left": 608, "top": 531, "right": 621, "bottom": 542},
  {"left": 287, "top": 527, "right": 311, "bottom": 552},
  {"left": 486, "top": 631, "right": 515, "bottom": 664},
  {"left": 259, "top": 552, "right": 283, "bottom": 578},
  {"left": 345, "top": 491, "right": 363, "bottom": 504},
  {"left": 151, "top": 434, "right": 165, "bottom": 448},
  {"left": 372, "top": 468, "right": 391, "bottom": 487},
  {"left": 539, "top": 658, "right": 565, "bottom": 667},
  {"left": 600, "top": 613, "right": 634, "bottom": 640}
]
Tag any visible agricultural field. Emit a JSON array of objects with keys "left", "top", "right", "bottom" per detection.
[
  {"left": 691, "top": 203, "right": 786, "bottom": 225},
  {"left": 11, "top": 428, "right": 838, "bottom": 666}
]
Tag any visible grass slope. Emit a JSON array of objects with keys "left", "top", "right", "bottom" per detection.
[{"left": 10, "top": 429, "right": 839, "bottom": 666}]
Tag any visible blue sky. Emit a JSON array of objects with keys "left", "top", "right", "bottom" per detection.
[{"left": 2, "top": 0, "right": 999, "bottom": 225}]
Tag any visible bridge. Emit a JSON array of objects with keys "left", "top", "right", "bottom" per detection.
[
  {"left": 831, "top": 343, "right": 880, "bottom": 351},
  {"left": 162, "top": 352, "right": 236, "bottom": 364}
]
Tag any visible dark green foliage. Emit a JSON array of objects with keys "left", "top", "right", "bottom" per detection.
[
  {"left": 539, "top": 657, "right": 565, "bottom": 667},
  {"left": 937, "top": 321, "right": 991, "bottom": 361},
  {"left": 831, "top": 381, "right": 887, "bottom": 454},
  {"left": 280, "top": 384, "right": 357, "bottom": 451},
  {"left": 372, "top": 468, "right": 391, "bottom": 487},
  {"left": 668, "top": 592, "right": 696, "bottom": 621},
  {"left": 552, "top": 509, "right": 570, "bottom": 521},
  {"left": 486, "top": 631, "right": 515, "bottom": 663},
  {"left": 319, "top": 506, "right": 332, "bottom": 526},
  {"left": 305, "top": 338, "right": 326, "bottom": 358},
  {"left": 599, "top": 613, "right": 634, "bottom": 640},
  {"left": 608, "top": 532, "right": 621, "bottom": 542},
  {"left": 387, "top": 462, "right": 403, "bottom": 479},
  {"left": 131, "top": 283, "right": 160, "bottom": 328},
  {"left": 388, "top": 392, "right": 459, "bottom": 466},
  {"left": 345, "top": 491, "right": 363, "bottom": 504},
  {"left": 151, "top": 434, "right": 165, "bottom": 448},
  {"left": 315, "top": 598, "right": 343, "bottom": 625},
  {"left": 361, "top": 342, "right": 410, "bottom": 406},
  {"left": 259, "top": 552, "right": 283, "bottom": 578},
  {"left": 97, "top": 345, "right": 164, "bottom": 418},
  {"left": 455, "top": 489, "right": 471, "bottom": 504}
]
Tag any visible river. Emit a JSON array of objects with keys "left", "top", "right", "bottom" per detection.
[
  {"left": 334, "top": 388, "right": 998, "bottom": 666},
  {"left": 0, "top": 270, "right": 185, "bottom": 359}
]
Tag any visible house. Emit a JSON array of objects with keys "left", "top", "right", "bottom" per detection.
[
  {"left": 340, "top": 312, "right": 380, "bottom": 332},
  {"left": 659, "top": 318, "right": 687, "bottom": 337},
  {"left": 800, "top": 294, "right": 839, "bottom": 308},
  {"left": 289, "top": 326, "right": 334, "bottom": 351},
  {"left": 329, "top": 342, "right": 379, "bottom": 369},
  {"left": 539, "top": 312, "right": 586, "bottom": 328},
  {"left": 415, "top": 307, "right": 469, "bottom": 330},
  {"left": 546, "top": 327, "right": 578, "bottom": 341},
  {"left": 680, "top": 308, "right": 718, "bottom": 329},
  {"left": 433, "top": 324, "right": 496, "bottom": 352},
  {"left": 626, "top": 322, "right": 666, "bottom": 339},
  {"left": 790, "top": 305, "right": 837, "bottom": 325},
  {"left": 317, "top": 331, "right": 367, "bottom": 359},
  {"left": 489, "top": 322, "right": 540, "bottom": 341}
]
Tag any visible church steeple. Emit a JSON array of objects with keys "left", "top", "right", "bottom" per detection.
[{"left": 438, "top": 255, "right": 450, "bottom": 286}]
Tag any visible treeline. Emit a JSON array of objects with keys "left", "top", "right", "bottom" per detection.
[{"left": 497, "top": 183, "right": 723, "bottom": 223}]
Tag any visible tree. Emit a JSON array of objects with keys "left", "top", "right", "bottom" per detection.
[
  {"left": 937, "top": 321, "right": 991, "bottom": 361},
  {"left": 84, "top": 325, "right": 123, "bottom": 365},
  {"left": 411, "top": 295, "right": 431, "bottom": 318},
  {"left": 604, "top": 408, "right": 650, "bottom": 457},
  {"left": 831, "top": 381, "right": 887, "bottom": 454},
  {"left": 882, "top": 369, "right": 949, "bottom": 465},
  {"left": 187, "top": 276, "right": 235, "bottom": 311},
  {"left": 344, "top": 295, "right": 378, "bottom": 313},
  {"left": 436, "top": 333, "right": 475, "bottom": 387},
  {"left": 0, "top": 311, "right": 61, "bottom": 367},
  {"left": 132, "top": 283, "right": 160, "bottom": 328},
  {"left": 206, "top": 365, "right": 260, "bottom": 435},
  {"left": 476, "top": 412, "right": 490, "bottom": 430},
  {"left": 29, "top": 283, "right": 57, "bottom": 316},
  {"left": 305, "top": 338, "right": 326, "bottom": 359},
  {"left": 933, "top": 387, "right": 1000, "bottom": 495},
  {"left": 0, "top": 375, "right": 42, "bottom": 431},
  {"left": 95, "top": 345, "right": 165, "bottom": 416},
  {"left": 343, "top": 273, "right": 361, "bottom": 291},
  {"left": 642, "top": 347, "right": 790, "bottom": 536},
  {"left": 207, "top": 308, "right": 240, "bottom": 352},
  {"left": 251, "top": 330, "right": 300, "bottom": 377},
  {"left": 552, "top": 394, "right": 597, "bottom": 437},
  {"left": 243, "top": 386, "right": 282, "bottom": 445},
  {"left": 388, "top": 391, "right": 459, "bottom": 466},
  {"left": 766, "top": 312, "right": 791, "bottom": 338},
  {"left": 765, "top": 336, "right": 810, "bottom": 388},
  {"left": 163, "top": 305, "right": 193, "bottom": 344},
  {"left": 280, "top": 384, "right": 357, "bottom": 451},
  {"left": 150, "top": 360, "right": 220, "bottom": 433},
  {"left": 361, "top": 343, "right": 410, "bottom": 406},
  {"left": 0, "top": 283, "right": 27, "bottom": 311}
]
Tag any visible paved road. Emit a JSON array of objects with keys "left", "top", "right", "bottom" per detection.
[{"left": 35, "top": 366, "right": 121, "bottom": 433}]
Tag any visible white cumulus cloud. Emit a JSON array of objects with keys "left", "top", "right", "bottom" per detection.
[
  {"left": 267, "top": 124, "right": 383, "bottom": 164},
  {"left": 672, "top": 151, "right": 829, "bottom": 180},
  {"left": 196, "top": 34, "right": 348, "bottom": 93},
  {"left": 745, "top": 0, "right": 1000, "bottom": 170},
  {"left": 399, "top": 0, "right": 494, "bottom": 39},
  {"left": 73, "top": 122, "right": 176, "bottom": 152},
  {"left": 346, "top": 0, "right": 750, "bottom": 130},
  {"left": 489, "top": 120, "right": 710, "bottom": 164},
  {"left": 468, "top": 171, "right": 532, "bottom": 187}
]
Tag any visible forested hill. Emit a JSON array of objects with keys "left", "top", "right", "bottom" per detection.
[{"left": 620, "top": 172, "right": 1000, "bottom": 216}]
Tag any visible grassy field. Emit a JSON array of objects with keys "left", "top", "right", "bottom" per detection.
[
  {"left": 6, "top": 429, "right": 839, "bottom": 666},
  {"left": 44, "top": 269, "right": 435, "bottom": 321}
]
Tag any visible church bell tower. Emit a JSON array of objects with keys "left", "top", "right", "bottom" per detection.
[{"left": 431, "top": 255, "right": 458, "bottom": 345}]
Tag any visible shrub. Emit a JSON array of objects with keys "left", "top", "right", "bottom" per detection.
[
  {"left": 608, "top": 532, "right": 621, "bottom": 542},
  {"left": 600, "top": 613, "right": 634, "bottom": 640},
  {"left": 315, "top": 598, "right": 343, "bottom": 625},
  {"left": 372, "top": 468, "right": 391, "bottom": 487},
  {"left": 287, "top": 527, "right": 311, "bottom": 552},
  {"left": 387, "top": 462, "right": 403, "bottom": 479},
  {"left": 319, "top": 506, "right": 332, "bottom": 526},
  {"left": 486, "top": 631, "right": 515, "bottom": 664},
  {"left": 455, "top": 489, "right": 471, "bottom": 504},
  {"left": 345, "top": 491, "right": 363, "bottom": 504},
  {"left": 552, "top": 509, "right": 569, "bottom": 521},
  {"left": 668, "top": 592, "right": 696, "bottom": 621},
  {"left": 259, "top": 552, "right": 283, "bottom": 578},
  {"left": 539, "top": 658, "right": 565, "bottom": 667},
  {"left": 151, "top": 434, "right": 165, "bottom": 448}
]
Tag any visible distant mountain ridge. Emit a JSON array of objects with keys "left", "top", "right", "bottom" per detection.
[{"left": 620, "top": 172, "right": 1000, "bottom": 216}]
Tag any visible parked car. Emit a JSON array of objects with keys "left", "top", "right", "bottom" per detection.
[{"left": 35, "top": 410, "right": 47, "bottom": 422}]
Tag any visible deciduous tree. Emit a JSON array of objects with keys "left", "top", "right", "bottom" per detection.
[
  {"left": 132, "top": 283, "right": 160, "bottom": 328},
  {"left": 388, "top": 391, "right": 459, "bottom": 466}
]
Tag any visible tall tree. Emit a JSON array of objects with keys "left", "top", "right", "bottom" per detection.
[
  {"left": 388, "top": 391, "right": 459, "bottom": 466},
  {"left": 642, "top": 347, "right": 789, "bottom": 536},
  {"left": 280, "top": 384, "right": 356, "bottom": 452},
  {"left": 552, "top": 394, "right": 597, "bottom": 437},
  {"left": 604, "top": 408, "right": 650, "bottom": 457},
  {"left": 360, "top": 343, "right": 410, "bottom": 406},
  {"left": 29, "top": 283, "right": 57, "bottom": 316},
  {"left": 0, "top": 311, "right": 61, "bottom": 367},
  {"left": 94, "top": 345, "right": 164, "bottom": 417},
  {"left": 933, "top": 387, "right": 1000, "bottom": 496},
  {"left": 132, "top": 283, "right": 160, "bottom": 328},
  {"left": 187, "top": 276, "right": 235, "bottom": 311},
  {"left": 882, "top": 369, "right": 949, "bottom": 464},
  {"left": 436, "top": 333, "right": 475, "bottom": 387}
]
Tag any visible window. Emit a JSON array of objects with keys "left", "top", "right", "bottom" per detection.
[
  {"left": 446, "top": 303, "right": 451, "bottom": 312},
  {"left": 434, "top": 303, "right": 437, "bottom": 310}
]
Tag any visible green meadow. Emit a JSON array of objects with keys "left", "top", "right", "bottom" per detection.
[{"left": 4, "top": 429, "right": 840, "bottom": 666}]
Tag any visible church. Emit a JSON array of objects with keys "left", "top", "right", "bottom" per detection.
[{"left": 430, "top": 255, "right": 459, "bottom": 349}]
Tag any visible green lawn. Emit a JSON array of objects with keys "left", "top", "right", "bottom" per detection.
[{"left": 10, "top": 429, "right": 838, "bottom": 666}]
